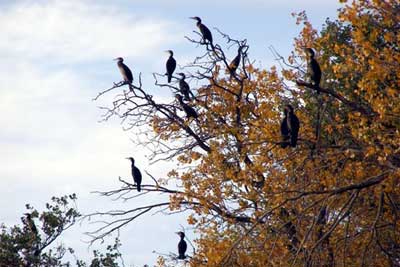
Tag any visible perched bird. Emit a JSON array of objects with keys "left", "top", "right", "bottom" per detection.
[
  {"left": 286, "top": 105, "right": 300, "bottom": 147},
  {"left": 190, "top": 17, "right": 213, "bottom": 45},
  {"left": 114, "top": 57, "right": 133, "bottom": 84},
  {"left": 126, "top": 157, "right": 142, "bottom": 192},
  {"left": 305, "top": 48, "right": 321, "bottom": 92},
  {"left": 176, "top": 94, "right": 198, "bottom": 119},
  {"left": 176, "top": 231, "right": 187, "bottom": 260},
  {"left": 165, "top": 50, "right": 176, "bottom": 83},
  {"left": 177, "top": 73, "right": 194, "bottom": 101},
  {"left": 24, "top": 213, "right": 38, "bottom": 236},
  {"left": 229, "top": 47, "right": 241, "bottom": 76}
]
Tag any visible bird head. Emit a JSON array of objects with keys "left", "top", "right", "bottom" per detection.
[
  {"left": 190, "top": 16, "right": 201, "bottom": 23},
  {"left": 305, "top": 48, "right": 315, "bottom": 58},
  {"left": 285, "top": 104, "right": 294, "bottom": 113},
  {"left": 114, "top": 57, "right": 124, "bottom": 62},
  {"left": 177, "top": 73, "right": 186, "bottom": 78},
  {"left": 165, "top": 50, "right": 174, "bottom": 56},
  {"left": 126, "top": 157, "right": 135, "bottom": 163},
  {"left": 176, "top": 231, "right": 185, "bottom": 238}
]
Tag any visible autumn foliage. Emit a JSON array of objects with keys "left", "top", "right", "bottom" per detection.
[{"left": 95, "top": 1, "right": 400, "bottom": 266}]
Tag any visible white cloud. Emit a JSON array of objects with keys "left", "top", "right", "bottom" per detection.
[{"left": 0, "top": 0, "right": 183, "bottom": 63}]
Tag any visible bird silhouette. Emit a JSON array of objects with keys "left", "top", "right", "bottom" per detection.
[
  {"left": 126, "top": 157, "right": 142, "bottom": 192},
  {"left": 176, "top": 231, "right": 187, "bottom": 260},
  {"left": 165, "top": 50, "right": 176, "bottom": 83},
  {"left": 23, "top": 213, "right": 38, "bottom": 236},
  {"left": 114, "top": 57, "right": 133, "bottom": 84},
  {"left": 305, "top": 48, "right": 321, "bottom": 93},
  {"left": 190, "top": 17, "right": 213, "bottom": 45},
  {"left": 176, "top": 94, "right": 198, "bottom": 119},
  {"left": 286, "top": 105, "right": 300, "bottom": 147},
  {"left": 177, "top": 73, "right": 194, "bottom": 101},
  {"left": 229, "top": 47, "right": 241, "bottom": 77}
]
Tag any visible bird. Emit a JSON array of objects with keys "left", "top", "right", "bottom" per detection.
[
  {"left": 177, "top": 73, "right": 194, "bottom": 101},
  {"left": 229, "top": 47, "right": 241, "bottom": 77},
  {"left": 176, "top": 231, "right": 187, "bottom": 260},
  {"left": 126, "top": 157, "right": 142, "bottom": 192},
  {"left": 305, "top": 48, "right": 321, "bottom": 93},
  {"left": 165, "top": 50, "right": 176, "bottom": 83},
  {"left": 286, "top": 105, "right": 300, "bottom": 147},
  {"left": 176, "top": 94, "right": 198, "bottom": 119},
  {"left": 114, "top": 57, "right": 133, "bottom": 84},
  {"left": 190, "top": 17, "right": 213, "bottom": 45},
  {"left": 24, "top": 213, "right": 38, "bottom": 236}
]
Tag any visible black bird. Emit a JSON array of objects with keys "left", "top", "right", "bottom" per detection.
[
  {"left": 286, "top": 105, "right": 300, "bottom": 147},
  {"left": 176, "top": 94, "right": 198, "bottom": 119},
  {"left": 305, "top": 48, "right": 321, "bottom": 92},
  {"left": 177, "top": 73, "right": 194, "bottom": 101},
  {"left": 24, "top": 213, "right": 38, "bottom": 236},
  {"left": 176, "top": 231, "right": 187, "bottom": 260},
  {"left": 229, "top": 47, "right": 241, "bottom": 76},
  {"left": 190, "top": 17, "right": 213, "bottom": 45},
  {"left": 126, "top": 157, "right": 142, "bottom": 192},
  {"left": 114, "top": 57, "right": 133, "bottom": 84},
  {"left": 165, "top": 50, "right": 176, "bottom": 83}
]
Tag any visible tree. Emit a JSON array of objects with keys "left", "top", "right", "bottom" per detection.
[
  {"left": 0, "top": 195, "right": 125, "bottom": 267},
  {"left": 92, "top": 1, "right": 400, "bottom": 266}
]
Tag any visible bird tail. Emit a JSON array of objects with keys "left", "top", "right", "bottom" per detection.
[
  {"left": 168, "top": 75, "right": 172, "bottom": 83},
  {"left": 137, "top": 184, "right": 141, "bottom": 192}
]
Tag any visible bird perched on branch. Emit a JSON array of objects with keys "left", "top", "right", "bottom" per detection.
[
  {"left": 176, "top": 94, "right": 198, "bottom": 119},
  {"left": 177, "top": 73, "right": 194, "bottom": 101},
  {"left": 126, "top": 157, "right": 142, "bottom": 192},
  {"left": 165, "top": 50, "right": 176, "bottom": 83},
  {"left": 176, "top": 231, "right": 187, "bottom": 260},
  {"left": 280, "top": 105, "right": 300, "bottom": 148},
  {"left": 305, "top": 48, "right": 321, "bottom": 93},
  {"left": 114, "top": 57, "right": 133, "bottom": 84},
  {"left": 229, "top": 47, "right": 242, "bottom": 77},
  {"left": 23, "top": 213, "right": 38, "bottom": 236},
  {"left": 190, "top": 16, "right": 213, "bottom": 45}
]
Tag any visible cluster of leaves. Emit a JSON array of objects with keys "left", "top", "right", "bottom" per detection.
[
  {"left": 0, "top": 195, "right": 125, "bottom": 267},
  {"left": 93, "top": 1, "right": 399, "bottom": 266}
]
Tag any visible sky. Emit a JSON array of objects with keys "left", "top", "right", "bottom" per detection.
[{"left": 0, "top": 0, "right": 342, "bottom": 266}]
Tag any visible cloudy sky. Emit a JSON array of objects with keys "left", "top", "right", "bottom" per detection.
[{"left": 0, "top": 0, "right": 341, "bottom": 265}]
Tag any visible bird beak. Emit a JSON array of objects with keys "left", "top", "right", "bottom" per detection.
[
  {"left": 113, "top": 58, "right": 118, "bottom": 61},
  {"left": 189, "top": 17, "right": 195, "bottom": 20}
]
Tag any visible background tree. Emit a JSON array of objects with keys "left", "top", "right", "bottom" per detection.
[
  {"left": 0, "top": 195, "right": 126, "bottom": 267},
  {"left": 91, "top": 1, "right": 400, "bottom": 266}
]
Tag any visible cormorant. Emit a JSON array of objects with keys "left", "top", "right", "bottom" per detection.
[
  {"left": 229, "top": 47, "right": 241, "bottom": 76},
  {"left": 176, "top": 94, "right": 198, "bottom": 119},
  {"left": 114, "top": 57, "right": 133, "bottom": 84},
  {"left": 176, "top": 231, "right": 187, "bottom": 260},
  {"left": 165, "top": 50, "right": 176, "bottom": 83},
  {"left": 305, "top": 48, "right": 321, "bottom": 93},
  {"left": 286, "top": 105, "right": 300, "bottom": 147},
  {"left": 190, "top": 17, "right": 213, "bottom": 45},
  {"left": 177, "top": 73, "right": 194, "bottom": 101},
  {"left": 24, "top": 213, "right": 38, "bottom": 236},
  {"left": 126, "top": 157, "right": 142, "bottom": 192}
]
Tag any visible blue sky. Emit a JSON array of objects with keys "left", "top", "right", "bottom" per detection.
[{"left": 0, "top": 0, "right": 341, "bottom": 265}]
